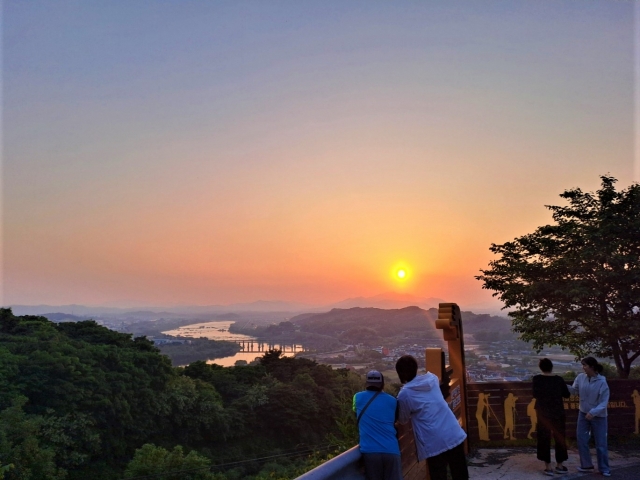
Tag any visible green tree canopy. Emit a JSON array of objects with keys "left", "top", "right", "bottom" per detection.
[
  {"left": 124, "top": 444, "right": 220, "bottom": 480},
  {"left": 0, "top": 311, "right": 363, "bottom": 479},
  {"left": 0, "top": 396, "right": 66, "bottom": 480},
  {"left": 476, "top": 176, "right": 640, "bottom": 378},
  {"left": 0, "top": 309, "right": 178, "bottom": 477}
]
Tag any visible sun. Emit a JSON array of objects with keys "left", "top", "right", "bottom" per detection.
[{"left": 389, "top": 262, "right": 412, "bottom": 285}]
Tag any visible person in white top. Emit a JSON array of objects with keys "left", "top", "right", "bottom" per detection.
[{"left": 395, "top": 355, "right": 468, "bottom": 480}]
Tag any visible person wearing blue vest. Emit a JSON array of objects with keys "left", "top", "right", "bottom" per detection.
[
  {"left": 352, "top": 370, "right": 402, "bottom": 480},
  {"left": 395, "top": 355, "right": 468, "bottom": 480}
]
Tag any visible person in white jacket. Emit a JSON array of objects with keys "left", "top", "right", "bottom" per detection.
[
  {"left": 567, "top": 356, "right": 611, "bottom": 477},
  {"left": 395, "top": 355, "right": 468, "bottom": 480}
]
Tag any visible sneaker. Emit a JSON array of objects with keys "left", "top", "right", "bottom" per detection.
[
  {"left": 602, "top": 472, "right": 611, "bottom": 477},
  {"left": 555, "top": 466, "right": 568, "bottom": 474},
  {"left": 544, "top": 469, "right": 555, "bottom": 476},
  {"left": 578, "top": 466, "right": 595, "bottom": 472}
]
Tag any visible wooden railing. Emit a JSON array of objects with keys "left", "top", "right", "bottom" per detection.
[{"left": 397, "top": 421, "right": 428, "bottom": 480}]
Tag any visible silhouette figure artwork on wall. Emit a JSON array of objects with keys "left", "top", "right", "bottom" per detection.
[
  {"left": 472, "top": 385, "right": 640, "bottom": 442},
  {"left": 476, "top": 393, "right": 490, "bottom": 441},
  {"left": 526, "top": 398, "right": 537, "bottom": 439},
  {"left": 503, "top": 393, "right": 518, "bottom": 440}
]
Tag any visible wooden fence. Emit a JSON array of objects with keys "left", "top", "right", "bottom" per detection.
[
  {"left": 397, "top": 420, "right": 428, "bottom": 480},
  {"left": 466, "top": 380, "right": 640, "bottom": 444}
]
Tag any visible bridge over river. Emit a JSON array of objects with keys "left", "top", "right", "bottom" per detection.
[{"left": 232, "top": 340, "right": 305, "bottom": 353}]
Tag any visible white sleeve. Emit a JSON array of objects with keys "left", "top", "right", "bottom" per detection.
[{"left": 567, "top": 375, "right": 580, "bottom": 396}]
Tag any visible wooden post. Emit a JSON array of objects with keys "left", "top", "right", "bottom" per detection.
[{"left": 434, "top": 302, "right": 469, "bottom": 453}]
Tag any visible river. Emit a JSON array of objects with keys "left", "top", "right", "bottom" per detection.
[{"left": 162, "top": 320, "right": 303, "bottom": 367}]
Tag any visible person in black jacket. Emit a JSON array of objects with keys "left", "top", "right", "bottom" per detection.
[{"left": 532, "top": 358, "right": 571, "bottom": 476}]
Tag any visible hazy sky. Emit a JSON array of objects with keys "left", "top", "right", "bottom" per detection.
[{"left": 3, "top": 1, "right": 637, "bottom": 310}]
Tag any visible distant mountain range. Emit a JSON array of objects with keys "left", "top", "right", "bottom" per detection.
[
  {"left": 327, "top": 292, "right": 445, "bottom": 310},
  {"left": 291, "top": 306, "right": 512, "bottom": 337},
  {"left": 6, "top": 301, "right": 512, "bottom": 340},
  {"left": 6, "top": 292, "right": 504, "bottom": 318}
]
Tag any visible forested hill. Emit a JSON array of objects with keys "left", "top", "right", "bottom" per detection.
[
  {"left": 290, "top": 306, "right": 512, "bottom": 337},
  {"left": 0, "top": 308, "right": 362, "bottom": 480}
]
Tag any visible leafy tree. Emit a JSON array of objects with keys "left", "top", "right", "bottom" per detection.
[
  {"left": 594, "top": 362, "right": 617, "bottom": 379},
  {"left": 477, "top": 176, "right": 640, "bottom": 377},
  {"left": 39, "top": 412, "right": 101, "bottom": 470},
  {"left": 259, "top": 349, "right": 317, "bottom": 383},
  {"left": 157, "top": 338, "right": 239, "bottom": 366},
  {"left": 0, "top": 309, "right": 177, "bottom": 476},
  {"left": 0, "top": 397, "right": 66, "bottom": 480},
  {"left": 257, "top": 382, "right": 321, "bottom": 442},
  {"left": 332, "top": 394, "right": 358, "bottom": 447},
  {"left": 182, "top": 361, "right": 267, "bottom": 405},
  {"left": 124, "top": 444, "right": 221, "bottom": 480},
  {"left": 157, "top": 376, "right": 229, "bottom": 446}
]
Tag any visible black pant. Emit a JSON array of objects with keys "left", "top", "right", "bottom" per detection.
[
  {"left": 362, "top": 453, "right": 403, "bottom": 480},
  {"left": 536, "top": 413, "right": 568, "bottom": 464},
  {"left": 427, "top": 441, "right": 469, "bottom": 480}
]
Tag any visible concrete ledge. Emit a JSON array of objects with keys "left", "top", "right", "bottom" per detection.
[{"left": 294, "top": 446, "right": 365, "bottom": 480}]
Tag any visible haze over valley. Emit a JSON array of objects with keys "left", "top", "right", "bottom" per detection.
[{"left": 12, "top": 297, "right": 595, "bottom": 383}]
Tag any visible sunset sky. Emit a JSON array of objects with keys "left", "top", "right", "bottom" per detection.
[{"left": 3, "top": 1, "right": 638, "bottom": 311}]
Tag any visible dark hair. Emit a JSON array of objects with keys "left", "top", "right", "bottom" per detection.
[
  {"left": 538, "top": 358, "right": 553, "bottom": 373},
  {"left": 581, "top": 356, "right": 603, "bottom": 374},
  {"left": 395, "top": 355, "right": 418, "bottom": 384}
]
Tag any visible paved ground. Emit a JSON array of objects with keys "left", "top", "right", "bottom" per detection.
[{"left": 468, "top": 447, "right": 640, "bottom": 479}]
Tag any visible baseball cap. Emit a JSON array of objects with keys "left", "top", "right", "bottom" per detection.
[{"left": 365, "top": 370, "right": 384, "bottom": 388}]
